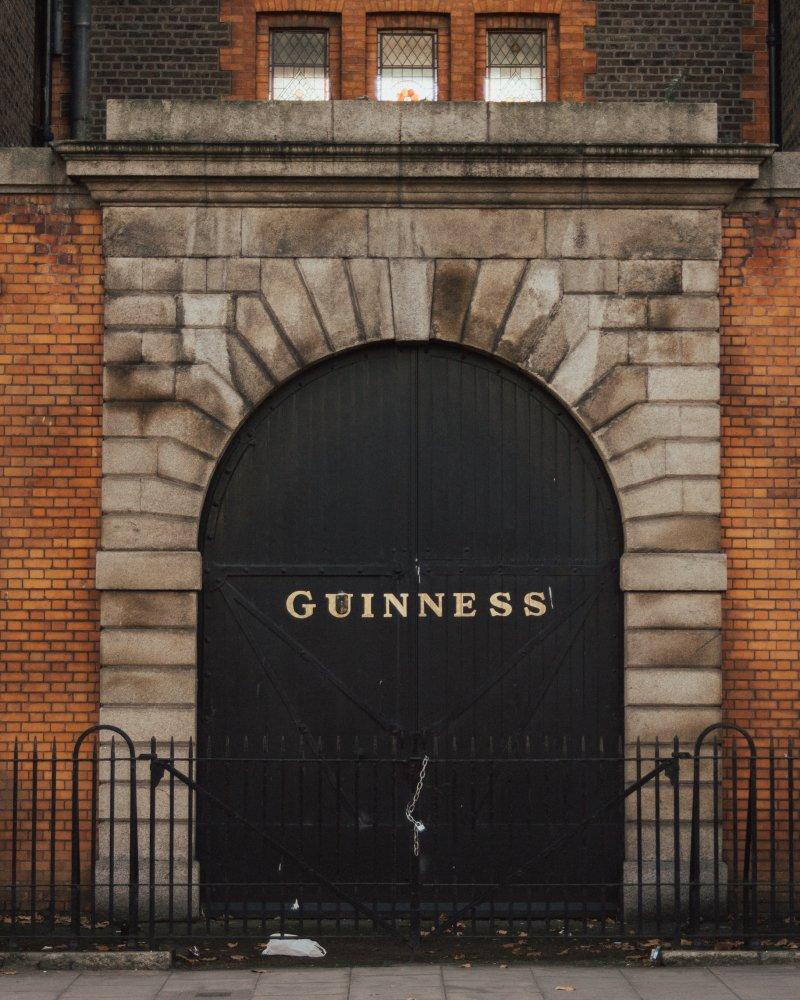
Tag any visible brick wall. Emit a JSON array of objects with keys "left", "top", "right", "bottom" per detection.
[
  {"left": 45, "top": 0, "right": 772, "bottom": 143},
  {"left": 0, "top": 0, "right": 36, "bottom": 146},
  {"left": 586, "top": 0, "right": 768, "bottom": 144},
  {"left": 52, "top": 0, "right": 231, "bottom": 140},
  {"left": 720, "top": 201, "right": 800, "bottom": 736},
  {"left": 783, "top": 0, "right": 800, "bottom": 149},
  {"left": 0, "top": 194, "right": 103, "bottom": 753}
]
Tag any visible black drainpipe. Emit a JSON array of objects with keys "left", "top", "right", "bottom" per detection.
[
  {"left": 32, "top": 0, "right": 54, "bottom": 144},
  {"left": 71, "top": 0, "right": 91, "bottom": 139},
  {"left": 767, "top": 0, "right": 782, "bottom": 146}
]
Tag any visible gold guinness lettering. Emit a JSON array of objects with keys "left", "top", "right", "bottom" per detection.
[{"left": 286, "top": 590, "right": 552, "bottom": 619}]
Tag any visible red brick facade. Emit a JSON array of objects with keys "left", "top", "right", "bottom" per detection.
[
  {"left": 0, "top": 195, "right": 103, "bottom": 754},
  {"left": 720, "top": 201, "right": 800, "bottom": 737},
  {"left": 221, "top": 0, "right": 597, "bottom": 102}
]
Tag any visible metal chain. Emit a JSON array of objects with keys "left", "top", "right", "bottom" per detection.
[{"left": 405, "top": 755, "right": 429, "bottom": 857}]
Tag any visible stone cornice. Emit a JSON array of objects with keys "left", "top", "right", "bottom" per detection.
[{"left": 55, "top": 139, "right": 770, "bottom": 208}]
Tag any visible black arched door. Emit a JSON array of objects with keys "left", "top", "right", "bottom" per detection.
[{"left": 199, "top": 342, "right": 623, "bottom": 914}]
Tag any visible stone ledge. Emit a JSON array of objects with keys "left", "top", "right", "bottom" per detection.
[{"left": 106, "top": 99, "right": 720, "bottom": 145}]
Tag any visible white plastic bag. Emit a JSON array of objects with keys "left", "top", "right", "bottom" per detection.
[{"left": 261, "top": 933, "right": 327, "bottom": 959}]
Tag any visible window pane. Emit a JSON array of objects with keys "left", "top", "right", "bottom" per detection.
[
  {"left": 378, "top": 31, "right": 437, "bottom": 101},
  {"left": 486, "top": 30, "right": 546, "bottom": 103},
  {"left": 270, "top": 29, "right": 329, "bottom": 101}
]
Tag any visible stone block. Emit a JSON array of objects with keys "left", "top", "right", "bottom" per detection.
[
  {"left": 682, "top": 479, "right": 721, "bottom": 515},
  {"left": 297, "top": 258, "right": 361, "bottom": 352},
  {"left": 227, "top": 333, "right": 274, "bottom": 405},
  {"left": 550, "top": 328, "right": 627, "bottom": 406},
  {"left": 102, "top": 513, "right": 198, "bottom": 551},
  {"left": 104, "top": 364, "right": 175, "bottom": 401},
  {"left": 588, "top": 295, "right": 647, "bottom": 329},
  {"left": 100, "top": 666, "right": 195, "bottom": 705},
  {"left": 648, "top": 366, "right": 720, "bottom": 402},
  {"left": 347, "top": 259, "right": 395, "bottom": 342},
  {"left": 235, "top": 295, "right": 299, "bottom": 383},
  {"left": 682, "top": 260, "right": 719, "bottom": 293},
  {"left": 545, "top": 209, "right": 720, "bottom": 260},
  {"left": 369, "top": 208, "right": 545, "bottom": 258},
  {"left": 598, "top": 403, "right": 681, "bottom": 456},
  {"left": 175, "top": 364, "right": 246, "bottom": 429},
  {"left": 106, "top": 294, "right": 176, "bottom": 328},
  {"left": 627, "top": 628, "right": 722, "bottom": 667},
  {"left": 628, "top": 331, "right": 719, "bottom": 365},
  {"left": 680, "top": 404, "right": 720, "bottom": 437},
  {"left": 486, "top": 100, "right": 717, "bottom": 144},
  {"left": 497, "top": 261, "right": 561, "bottom": 360},
  {"left": 626, "top": 592, "right": 722, "bottom": 629},
  {"left": 140, "top": 477, "right": 204, "bottom": 518},
  {"left": 141, "top": 258, "right": 183, "bottom": 291},
  {"left": 399, "top": 101, "right": 487, "bottom": 143},
  {"left": 207, "top": 257, "right": 261, "bottom": 292},
  {"left": 579, "top": 365, "right": 647, "bottom": 429},
  {"left": 261, "top": 259, "right": 329, "bottom": 363},
  {"left": 665, "top": 440, "right": 720, "bottom": 476},
  {"left": 562, "top": 259, "right": 618, "bottom": 293},
  {"left": 626, "top": 706, "right": 721, "bottom": 743},
  {"left": 648, "top": 296, "right": 719, "bottom": 330},
  {"left": 101, "top": 629, "right": 196, "bottom": 666},
  {"left": 142, "top": 402, "right": 231, "bottom": 456},
  {"left": 618, "top": 260, "right": 681, "bottom": 295},
  {"left": 157, "top": 439, "right": 214, "bottom": 487},
  {"left": 98, "top": 704, "right": 195, "bottom": 744},
  {"left": 106, "top": 98, "right": 335, "bottom": 142},
  {"left": 105, "top": 257, "right": 143, "bottom": 291},
  {"left": 103, "top": 438, "right": 158, "bottom": 476},
  {"left": 626, "top": 515, "right": 721, "bottom": 552},
  {"left": 620, "top": 479, "right": 683, "bottom": 519},
  {"left": 179, "top": 328, "right": 232, "bottom": 376},
  {"left": 105, "top": 207, "right": 241, "bottom": 258},
  {"left": 96, "top": 550, "right": 202, "bottom": 591},
  {"left": 104, "top": 331, "right": 142, "bottom": 364},
  {"left": 609, "top": 442, "right": 666, "bottom": 490},
  {"left": 103, "top": 402, "right": 144, "bottom": 438},
  {"left": 181, "top": 258, "right": 207, "bottom": 291},
  {"left": 332, "top": 100, "right": 401, "bottom": 143},
  {"left": 141, "top": 332, "right": 180, "bottom": 364},
  {"left": 389, "top": 260, "right": 434, "bottom": 341},
  {"left": 180, "top": 293, "right": 229, "bottom": 328},
  {"left": 242, "top": 207, "right": 368, "bottom": 257},
  {"left": 620, "top": 553, "right": 727, "bottom": 592},
  {"left": 522, "top": 295, "right": 590, "bottom": 382},
  {"left": 101, "top": 591, "right": 196, "bottom": 629},
  {"left": 626, "top": 667, "right": 722, "bottom": 706},
  {"left": 431, "top": 259, "right": 479, "bottom": 342},
  {"left": 102, "top": 477, "right": 141, "bottom": 513},
  {"left": 462, "top": 260, "right": 526, "bottom": 352}
]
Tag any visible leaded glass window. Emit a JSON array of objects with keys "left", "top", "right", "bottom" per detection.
[
  {"left": 377, "top": 31, "right": 437, "bottom": 102},
  {"left": 486, "top": 30, "right": 546, "bottom": 103},
  {"left": 270, "top": 29, "right": 329, "bottom": 101}
]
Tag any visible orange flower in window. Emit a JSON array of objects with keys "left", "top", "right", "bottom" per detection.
[{"left": 397, "top": 87, "right": 421, "bottom": 101}]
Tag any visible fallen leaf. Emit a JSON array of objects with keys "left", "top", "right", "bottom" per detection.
[
  {"left": 462, "top": 962, "right": 472, "bottom": 969},
  {"left": 499, "top": 963, "right": 508, "bottom": 969},
  {"left": 231, "top": 955, "right": 246, "bottom": 962},
  {"left": 496, "top": 928, "right": 508, "bottom": 936},
  {"left": 555, "top": 987, "right": 576, "bottom": 993},
  {"left": 226, "top": 942, "right": 238, "bottom": 948}
]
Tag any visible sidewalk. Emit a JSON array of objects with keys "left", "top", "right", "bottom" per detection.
[{"left": 1, "top": 964, "right": 799, "bottom": 1000}]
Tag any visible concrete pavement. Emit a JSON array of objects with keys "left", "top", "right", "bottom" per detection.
[{"left": 1, "top": 964, "right": 800, "bottom": 1000}]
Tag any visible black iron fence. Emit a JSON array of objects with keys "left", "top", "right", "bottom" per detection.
[{"left": 1, "top": 723, "right": 799, "bottom": 949}]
